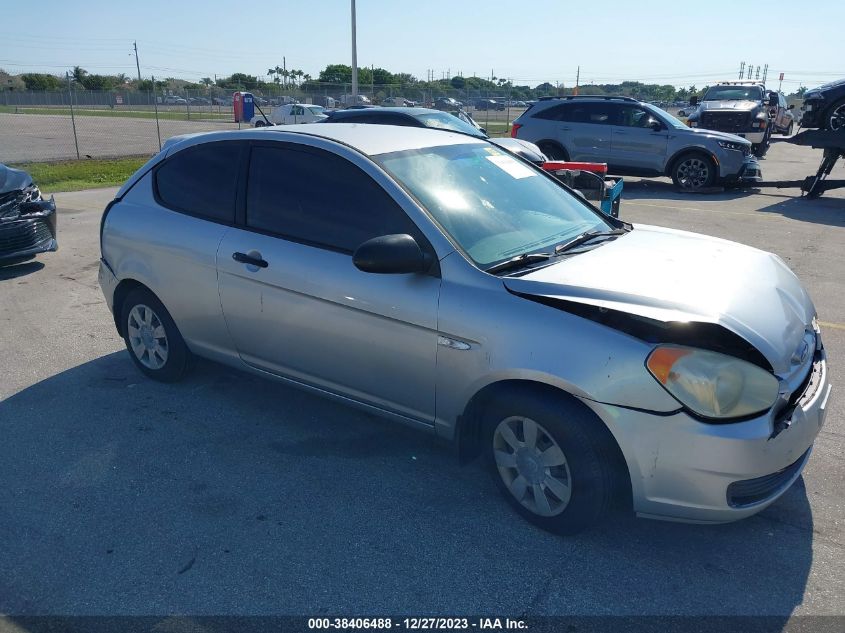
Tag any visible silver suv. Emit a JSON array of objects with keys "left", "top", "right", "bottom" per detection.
[
  {"left": 512, "top": 96, "right": 762, "bottom": 190},
  {"left": 99, "top": 124, "right": 829, "bottom": 534}
]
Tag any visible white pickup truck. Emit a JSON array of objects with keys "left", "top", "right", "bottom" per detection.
[{"left": 252, "top": 103, "right": 329, "bottom": 127}]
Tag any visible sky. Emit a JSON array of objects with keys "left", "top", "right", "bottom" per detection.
[{"left": 1, "top": 0, "right": 843, "bottom": 90}]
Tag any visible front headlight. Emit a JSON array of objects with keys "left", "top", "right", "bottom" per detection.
[
  {"left": 646, "top": 345, "right": 779, "bottom": 419},
  {"left": 718, "top": 140, "right": 746, "bottom": 151}
]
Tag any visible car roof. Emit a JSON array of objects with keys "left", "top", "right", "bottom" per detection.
[
  {"left": 331, "top": 106, "right": 442, "bottom": 117},
  {"left": 161, "top": 123, "right": 484, "bottom": 158}
]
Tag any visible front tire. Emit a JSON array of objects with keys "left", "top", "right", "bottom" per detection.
[
  {"left": 121, "top": 287, "right": 190, "bottom": 382},
  {"left": 671, "top": 152, "right": 716, "bottom": 190},
  {"left": 483, "top": 389, "right": 619, "bottom": 535},
  {"left": 824, "top": 99, "right": 845, "bottom": 131}
]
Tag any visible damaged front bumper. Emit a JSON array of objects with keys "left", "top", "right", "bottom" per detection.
[
  {"left": 0, "top": 196, "right": 58, "bottom": 265},
  {"left": 582, "top": 349, "right": 830, "bottom": 524}
]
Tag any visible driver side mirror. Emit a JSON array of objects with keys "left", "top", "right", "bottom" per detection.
[
  {"left": 768, "top": 94, "right": 779, "bottom": 106},
  {"left": 788, "top": 104, "right": 795, "bottom": 110},
  {"left": 353, "top": 234, "right": 431, "bottom": 274},
  {"left": 649, "top": 119, "right": 663, "bottom": 131},
  {"left": 689, "top": 95, "right": 698, "bottom": 106}
]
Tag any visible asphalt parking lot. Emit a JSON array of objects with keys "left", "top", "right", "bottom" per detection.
[{"left": 0, "top": 140, "right": 843, "bottom": 622}]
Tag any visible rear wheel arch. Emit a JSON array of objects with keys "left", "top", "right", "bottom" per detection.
[
  {"left": 456, "top": 379, "right": 632, "bottom": 510},
  {"left": 536, "top": 140, "right": 570, "bottom": 161},
  {"left": 112, "top": 278, "right": 148, "bottom": 337}
]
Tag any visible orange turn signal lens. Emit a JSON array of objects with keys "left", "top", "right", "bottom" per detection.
[{"left": 646, "top": 347, "right": 692, "bottom": 384}]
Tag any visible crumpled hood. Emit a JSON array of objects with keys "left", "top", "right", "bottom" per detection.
[
  {"left": 0, "top": 163, "right": 33, "bottom": 194},
  {"left": 503, "top": 225, "right": 815, "bottom": 375},
  {"left": 814, "top": 78, "right": 845, "bottom": 92},
  {"left": 699, "top": 100, "right": 761, "bottom": 112}
]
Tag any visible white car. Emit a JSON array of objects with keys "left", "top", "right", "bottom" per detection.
[
  {"left": 382, "top": 97, "right": 411, "bottom": 107},
  {"left": 253, "top": 104, "right": 328, "bottom": 127}
]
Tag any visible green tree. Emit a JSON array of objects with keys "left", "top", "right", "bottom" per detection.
[
  {"left": 450, "top": 75, "right": 465, "bottom": 89},
  {"left": 20, "top": 73, "right": 62, "bottom": 91},
  {"left": 371, "top": 67, "right": 394, "bottom": 85},
  {"left": 319, "top": 64, "right": 353, "bottom": 84},
  {"left": 71, "top": 66, "right": 88, "bottom": 85},
  {"left": 81, "top": 74, "right": 116, "bottom": 90}
]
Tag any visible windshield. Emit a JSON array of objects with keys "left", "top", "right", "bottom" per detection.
[
  {"left": 414, "top": 112, "right": 486, "bottom": 138},
  {"left": 703, "top": 86, "right": 763, "bottom": 101},
  {"left": 374, "top": 143, "right": 611, "bottom": 268},
  {"left": 307, "top": 106, "right": 326, "bottom": 115},
  {"left": 643, "top": 104, "right": 688, "bottom": 130}
]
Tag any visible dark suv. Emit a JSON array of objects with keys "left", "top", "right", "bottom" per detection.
[
  {"left": 512, "top": 96, "right": 762, "bottom": 190},
  {"left": 801, "top": 78, "right": 845, "bottom": 130}
]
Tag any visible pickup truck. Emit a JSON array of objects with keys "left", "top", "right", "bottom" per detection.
[{"left": 686, "top": 82, "right": 777, "bottom": 156}]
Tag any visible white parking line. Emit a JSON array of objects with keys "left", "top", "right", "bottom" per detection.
[{"left": 625, "top": 200, "right": 784, "bottom": 220}]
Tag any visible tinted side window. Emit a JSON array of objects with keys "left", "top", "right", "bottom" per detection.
[
  {"left": 531, "top": 103, "right": 574, "bottom": 121},
  {"left": 572, "top": 102, "right": 614, "bottom": 125},
  {"left": 155, "top": 142, "right": 242, "bottom": 223},
  {"left": 246, "top": 145, "right": 417, "bottom": 252},
  {"left": 615, "top": 105, "right": 652, "bottom": 127}
]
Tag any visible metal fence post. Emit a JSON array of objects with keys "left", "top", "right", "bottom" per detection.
[
  {"left": 66, "top": 72, "right": 80, "bottom": 159},
  {"left": 151, "top": 76, "right": 162, "bottom": 151}
]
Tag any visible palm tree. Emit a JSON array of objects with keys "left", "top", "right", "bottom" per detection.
[
  {"left": 200, "top": 77, "right": 213, "bottom": 88},
  {"left": 267, "top": 67, "right": 276, "bottom": 83},
  {"left": 71, "top": 66, "right": 88, "bottom": 85},
  {"left": 295, "top": 70, "right": 304, "bottom": 86}
]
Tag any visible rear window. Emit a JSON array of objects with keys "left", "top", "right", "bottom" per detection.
[{"left": 154, "top": 142, "right": 242, "bottom": 223}]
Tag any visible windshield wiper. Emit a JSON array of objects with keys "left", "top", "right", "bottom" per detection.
[
  {"left": 554, "top": 229, "right": 628, "bottom": 255},
  {"left": 485, "top": 252, "right": 552, "bottom": 275}
]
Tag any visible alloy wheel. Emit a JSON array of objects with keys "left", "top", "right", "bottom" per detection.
[
  {"left": 830, "top": 104, "right": 845, "bottom": 131},
  {"left": 127, "top": 304, "right": 169, "bottom": 370},
  {"left": 676, "top": 157, "right": 711, "bottom": 189},
  {"left": 492, "top": 416, "right": 572, "bottom": 517}
]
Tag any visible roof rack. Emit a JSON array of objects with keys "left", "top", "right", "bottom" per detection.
[{"left": 537, "top": 95, "right": 638, "bottom": 102}]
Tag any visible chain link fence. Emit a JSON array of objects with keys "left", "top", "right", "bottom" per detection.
[{"left": 0, "top": 83, "right": 527, "bottom": 163}]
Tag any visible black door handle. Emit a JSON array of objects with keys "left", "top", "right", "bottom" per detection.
[{"left": 232, "top": 252, "right": 268, "bottom": 268}]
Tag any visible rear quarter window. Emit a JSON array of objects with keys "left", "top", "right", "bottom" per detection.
[{"left": 154, "top": 141, "right": 243, "bottom": 223}]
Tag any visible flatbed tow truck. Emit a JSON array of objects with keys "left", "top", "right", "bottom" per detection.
[{"left": 756, "top": 128, "right": 845, "bottom": 199}]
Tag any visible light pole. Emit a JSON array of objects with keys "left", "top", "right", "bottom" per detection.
[{"left": 351, "top": 0, "right": 358, "bottom": 99}]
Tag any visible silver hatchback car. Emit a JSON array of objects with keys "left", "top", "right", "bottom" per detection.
[{"left": 99, "top": 124, "right": 831, "bottom": 534}]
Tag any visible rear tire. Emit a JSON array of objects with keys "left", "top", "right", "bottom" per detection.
[
  {"left": 121, "top": 287, "right": 191, "bottom": 383},
  {"left": 537, "top": 142, "right": 569, "bottom": 161},
  {"left": 254, "top": 120, "right": 266, "bottom": 128},
  {"left": 671, "top": 152, "right": 716, "bottom": 190},
  {"left": 784, "top": 121, "right": 794, "bottom": 136},
  {"left": 482, "top": 389, "right": 619, "bottom": 535}
]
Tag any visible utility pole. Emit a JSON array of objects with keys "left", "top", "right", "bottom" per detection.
[
  {"left": 66, "top": 71, "right": 80, "bottom": 159},
  {"left": 133, "top": 41, "right": 141, "bottom": 82},
  {"left": 283, "top": 56, "right": 286, "bottom": 87},
  {"left": 574, "top": 65, "right": 580, "bottom": 96},
  {"left": 762, "top": 64, "right": 768, "bottom": 85},
  {"left": 350, "top": 0, "right": 358, "bottom": 98},
  {"left": 738, "top": 61, "right": 745, "bottom": 80}
]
